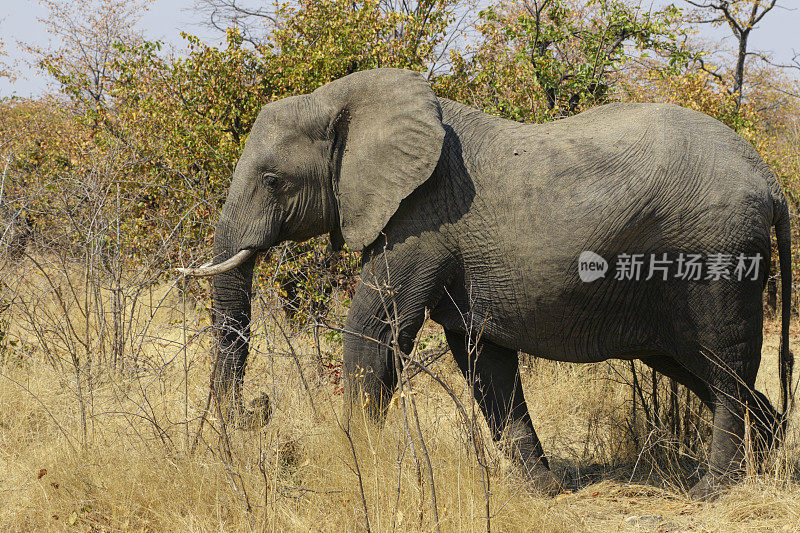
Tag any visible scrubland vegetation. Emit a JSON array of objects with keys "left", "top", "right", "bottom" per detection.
[
  {"left": 2, "top": 280, "right": 799, "bottom": 531},
  {"left": 1, "top": 0, "right": 800, "bottom": 530}
]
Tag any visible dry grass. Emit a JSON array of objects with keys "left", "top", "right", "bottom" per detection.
[{"left": 1, "top": 271, "right": 800, "bottom": 532}]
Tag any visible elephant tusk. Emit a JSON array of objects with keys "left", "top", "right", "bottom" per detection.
[{"left": 177, "top": 249, "right": 255, "bottom": 277}]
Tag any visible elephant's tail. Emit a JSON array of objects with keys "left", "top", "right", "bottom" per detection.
[{"left": 773, "top": 192, "right": 794, "bottom": 421}]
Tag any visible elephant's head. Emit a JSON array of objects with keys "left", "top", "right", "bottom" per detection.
[{"left": 179, "top": 69, "right": 445, "bottom": 424}]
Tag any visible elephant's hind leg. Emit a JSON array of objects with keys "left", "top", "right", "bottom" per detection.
[
  {"left": 646, "top": 339, "right": 764, "bottom": 500},
  {"left": 445, "top": 330, "right": 562, "bottom": 496}
]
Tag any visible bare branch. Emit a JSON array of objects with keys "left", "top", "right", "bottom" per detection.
[
  {"left": 684, "top": 0, "right": 786, "bottom": 106},
  {"left": 193, "top": 0, "right": 281, "bottom": 46}
]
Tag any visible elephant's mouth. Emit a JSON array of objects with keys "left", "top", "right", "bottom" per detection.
[{"left": 177, "top": 248, "right": 256, "bottom": 277}]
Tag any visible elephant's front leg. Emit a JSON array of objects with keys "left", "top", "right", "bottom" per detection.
[
  {"left": 445, "top": 330, "right": 563, "bottom": 496},
  {"left": 342, "top": 302, "right": 406, "bottom": 419},
  {"left": 342, "top": 248, "right": 450, "bottom": 419}
]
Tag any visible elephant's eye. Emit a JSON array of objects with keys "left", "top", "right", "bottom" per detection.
[{"left": 262, "top": 172, "right": 279, "bottom": 187}]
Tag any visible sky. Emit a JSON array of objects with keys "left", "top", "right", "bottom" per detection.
[
  {"left": 1, "top": 0, "right": 798, "bottom": 98},
  {"left": 0, "top": 0, "right": 223, "bottom": 97}
]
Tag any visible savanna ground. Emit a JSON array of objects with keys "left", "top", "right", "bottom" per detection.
[{"left": 1, "top": 257, "right": 799, "bottom": 532}]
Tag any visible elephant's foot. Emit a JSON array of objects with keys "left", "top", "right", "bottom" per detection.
[
  {"left": 246, "top": 392, "right": 272, "bottom": 429},
  {"left": 218, "top": 392, "right": 272, "bottom": 430},
  {"left": 689, "top": 471, "right": 738, "bottom": 501},
  {"left": 502, "top": 420, "right": 562, "bottom": 496},
  {"left": 522, "top": 463, "right": 564, "bottom": 497}
]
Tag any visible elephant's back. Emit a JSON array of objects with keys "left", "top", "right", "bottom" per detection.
[
  {"left": 438, "top": 98, "right": 776, "bottom": 261},
  {"left": 468, "top": 101, "right": 775, "bottom": 252}
]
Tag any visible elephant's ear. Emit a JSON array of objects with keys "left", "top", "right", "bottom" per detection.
[{"left": 314, "top": 68, "right": 445, "bottom": 252}]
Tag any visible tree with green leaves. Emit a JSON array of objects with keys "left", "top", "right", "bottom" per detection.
[
  {"left": 435, "top": 0, "right": 690, "bottom": 122},
  {"left": 25, "top": 0, "right": 150, "bottom": 109}
]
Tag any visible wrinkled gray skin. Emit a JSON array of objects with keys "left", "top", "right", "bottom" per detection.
[{"left": 208, "top": 68, "right": 793, "bottom": 499}]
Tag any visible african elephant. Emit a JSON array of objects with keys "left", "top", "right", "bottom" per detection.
[{"left": 180, "top": 68, "right": 793, "bottom": 499}]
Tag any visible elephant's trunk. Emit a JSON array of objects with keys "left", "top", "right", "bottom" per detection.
[{"left": 210, "top": 231, "right": 266, "bottom": 425}]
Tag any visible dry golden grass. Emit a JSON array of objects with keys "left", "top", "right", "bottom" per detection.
[{"left": 1, "top": 275, "right": 800, "bottom": 532}]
